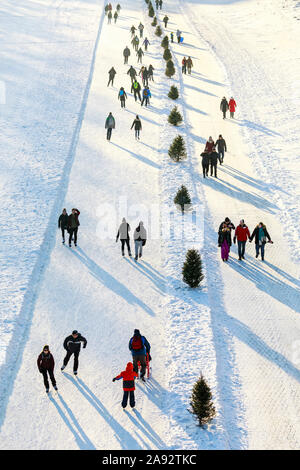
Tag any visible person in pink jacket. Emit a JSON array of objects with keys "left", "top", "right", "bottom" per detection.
[{"left": 229, "top": 97, "right": 237, "bottom": 118}]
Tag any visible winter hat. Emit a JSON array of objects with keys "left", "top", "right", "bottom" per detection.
[
  {"left": 72, "top": 330, "right": 78, "bottom": 335},
  {"left": 134, "top": 329, "right": 140, "bottom": 336},
  {"left": 225, "top": 217, "right": 230, "bottom": 223},
  {"left": 43, "top": 345, "right": 49, "bottom": 351}
]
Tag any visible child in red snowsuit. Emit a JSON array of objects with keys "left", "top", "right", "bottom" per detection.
[{"left": 113, "top": 362, "right": 138, "bottom": 409}]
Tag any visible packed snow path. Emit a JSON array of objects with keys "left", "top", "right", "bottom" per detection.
[{"left": 0, "top": 0, "right": 300, "bottom": 450}]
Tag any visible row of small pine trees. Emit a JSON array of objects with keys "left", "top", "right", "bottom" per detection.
[{"left": 145, "top": 0, "right": 215, "bottom": 428}]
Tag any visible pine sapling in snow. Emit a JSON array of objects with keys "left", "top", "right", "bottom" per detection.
[
  {"left": 190, "top": 375, "right": 216, "bottom": 427},
  {"left": 168, "top": 135, "right": 187, "bottom": 161},
  {"left": 163, "top": 48, "right": 172, "bottom": 61},
  {"left": 168, "top": 85, "right": 179, "bottom": 100},
  {"left": 151, "top": 16, "right": 157, "bottom": 27},
  {"left": 155, "top": 25, "right": 162, "bottom": 37},
  {"left": 165, "top": 59, "right": 175, "bottom": 78},
  {"left": 161, "top": 35, "right": 169, "bottom": 49},
  {"left": 148, "top": 4, "right": 155, "bottom": 17},
  {"left": 168, "top": 106, "right": 183, "bottom": 126},
  {"left": 174, "top": 185, "right": 191, "bottom": 213},
  {"left": 182, "top": 249, "right": 204, "bottom": 288}
]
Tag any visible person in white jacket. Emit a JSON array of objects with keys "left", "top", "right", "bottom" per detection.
[
  {"left": 134, "top": 221, "right": 147, "bottom": 261},
  {"left": 116, "top": 218, "right": 132, "bottom": 256}
]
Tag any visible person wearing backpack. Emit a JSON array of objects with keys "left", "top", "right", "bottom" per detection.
[
  {"left": 131, "top": 79, "right": 142, "bottom": 102},
  {"left": 112, "top": 362, "right": 138, "bottom": 409},
  {"left": 128, "top": 329, "right": 151, "bottom": 381},
  {"left": 105, "top": 112, "right": 115, "bottom": 141},
  {"left": 118, "top": 87, "right": 127, "bottom": 108},
  {"left": 131, "top": 115, "right": 142, "bottom": 140},
  {"left": 134, "top": 221, "right": 147, "bottom": 260},
  {"left": 141, "top": 86, "right": 151, "bottom": 107}
]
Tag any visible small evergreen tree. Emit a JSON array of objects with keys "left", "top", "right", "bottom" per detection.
[
  {"left": 151, "top": 16, "right": 157, "bottom": 26},
  {"left": 168, "top": 106, "right": 183, "bottom": 126},
  {"left": 190, "top": 375, "right": 216, "bottom": 427},
  {"left": 168, "top": 85, "right": 179, "bottom": 100},
  {"left": 165, "top": 62, "right": 175, "bottom": 78},
  {"left": 161, "top": 35, "right": 169, "bottom": 49},
  {"left": 155, "top": 25, "right": 162, "bottom": 37},
  {"left": 163, "top": 48, "right": 172, "bottom": 61},
  {"left": 182, "top": 249, "right": 204, "bottom": 288},
  {"left": 148, "top": 3, "right": 155, "bottom": 17},
  {"left": 174, "top": 185, "right": 191, "bottom": 213},
  {"left": 168, "top": 135, "right": 186, "bottom": 162}
]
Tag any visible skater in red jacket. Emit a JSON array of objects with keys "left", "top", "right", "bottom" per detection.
[
  {"left": 229, "top": 97, "right": 237, "bottom": 118},
  {"left": 113, "top": 362, "right": 138, "bottom": 409},
  {"left": 204, "top": 136, "right": 215, "bottom": 154},
  {"left": 234, "top": 219, "right": 250, "bottom": 260}
]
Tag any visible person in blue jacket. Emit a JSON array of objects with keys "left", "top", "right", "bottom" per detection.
[
  {"left": 128, "top": 329, "right": 151, "bottom": 381},
  {"left": 118, "top": 87, "right": 127, "bottom": 108},
  {"left": 141, "top": 86, "right": 151, "bottom": 107}
]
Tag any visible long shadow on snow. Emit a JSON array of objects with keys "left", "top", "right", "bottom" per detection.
[
  {"left": 219, "top": 165, "right": 272, "bottom": 193},
  {"left": 124, "top": 409, "right": 166, "bottom": 449},
  {"left": 229, "top": 257, "right": 300, "bottom": 315},
  {"left": 63, "top": 374, "right": 141, "bottom": 449},
  {"left": 110, "top": 142, "right": 160, "bottom": 170},
  {"left": 49, "top": 393, "right": 96, "bottom": 450},
  {"left": 202, "top": 176, "right": 278, "bottom": 214},
  {"left": 226, "top": 118, "right": 282, "bottom": 137},
  {"left": 223, "top": 165, "right": 288, "bottom": 194},
  {"left": 124, "top": 258, "right": 166, "bottom": 295},
  {"left": 71, "top": 248, "right": 155, "bottom": 317}
]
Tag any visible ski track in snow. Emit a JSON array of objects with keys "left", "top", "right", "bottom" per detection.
[{"left": 0, "top": 0, "right": 300, "bottom": 450}]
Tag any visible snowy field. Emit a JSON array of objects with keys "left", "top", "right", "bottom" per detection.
[{"left": 0, "top": 0, "right": 299, "bottom": 450}]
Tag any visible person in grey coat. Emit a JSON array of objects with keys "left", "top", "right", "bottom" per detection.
[
  {"left": 116, "top": 218, "right": 132, "bottom": 256},
  {"left": 123, "top": 46, "right": 131, "bottom": 64},
  {"left": 134, "top": 221, "right": 147, "bottom": 261},
  {"left": 105, "top": 112, "right": 115, "bottom": 141}
]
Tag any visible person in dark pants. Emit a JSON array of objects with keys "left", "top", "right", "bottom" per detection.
[
  {"left": 61, "top": 330, "right": 87, "bottom": 375},
  {"left": 129, "top": 329, "right": 151, "bottom": 381},
  {"left": 234, "top": 219, "right": 250, "bottom": 261},
  {"left": 116, "top": 217, "right": 132, "bottom": 256},
  {"left": 148, "top": 64, "right": 154, "bottom": 81},
  {"left": 159, "top": 0, "right": 163, "bottom": 9},
  {"left": 182, "top": 57, "right": 187, "bottom": 74},
  {"left": 113, "top": 362, "right": 138, "bottom": 409},
  {"left": 249, "top": 222, "right": 273, "bottom": 261},
  {"left": 105, "top": 112, "right": 115, "bottom": 141},
  {"left": 209, "top": 146, "right": 219, "bottom": 177},
  {"left": 58, "top": 208, "right": 68, "bottom": 244},
  {"left": 67, "top": 208, "right": 80, "bottom": 247},
  {"left": 107, "top": 67, "right": 116, "bottom": 87},
  {"left": 123, "top": 46, "right": 130, "bottom": 64},
  {"left": 201, "top": 152, "right": 209, "bottom": 178},
  {"left": 118, "top": 87, "right": 127, "bottom": 108},
  {"left": 37, "top": 345, "right": 57, "bottom": 393},
  {"left": 131, "top": 79, "right": 142, "bottom": 102},
  {"left": 163, "top": 15, "right": 169, "bottom": 27},
  {"left": 215, "top": 134, "right": 227, "bottom": 164},
  {"left": 131, "top": 115, "right": 142, "bottom": 140},
  {"left": 141, "top": 86, "right": 151, "bottom": 107},
  {"left": 220, "top": 96, "right": 229, "bottom": 119}
]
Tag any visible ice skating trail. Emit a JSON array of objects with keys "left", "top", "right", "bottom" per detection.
[{"left": 0, "top": 0, "right": 299, "bottom": 450}]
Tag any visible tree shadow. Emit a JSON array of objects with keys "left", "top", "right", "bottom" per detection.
[
  {"left": 71, "top": 248, "right": 156, "bottom": 317},
  {"left": 49, "top": 393, "right": 96, "bottom": 449},
  {"left": 63, "top": 374, "right": 141, "bottom": 449}
]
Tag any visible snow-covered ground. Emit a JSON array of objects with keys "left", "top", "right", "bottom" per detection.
[{"left": 0, "top": 0, "right": 299, "bottom": 450}]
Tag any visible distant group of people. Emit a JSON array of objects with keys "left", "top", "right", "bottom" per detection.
[
  {"left": 105, "top": 3, "right": 121, "bottom": 24},
  {"left": 220, "top": 96, "right": 237, "bottom": 119},
  {"left": 218, "top": 218, "right": 273, "bottom": 262},
  {"left": 58, "top": 208, "right": 80, "bottom": 247},
  {"left": 182, "top": 56, "right": 193, "bottom": 75},
  {"left": 201, "top": 135, "right": 227, "bottom": 178},
  {"left": 116, "top": 218, "right": 147, "bottom": 261}
]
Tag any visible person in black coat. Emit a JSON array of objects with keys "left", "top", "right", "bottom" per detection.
[
  {"left": 107, "top": 67, "right": 117, "bottom": 87},
  {"left": 37, "top": 345, "right": 57, "bottom": 393},
  {"left": 218, "top": 217, "right": 235, "bottom": 251},
  {"left": 201, "top": 152, "right": 209, "bottom": 178},
  {"left": 220, "top": 97, "right": 229, "bottom": 119},
  {"left": 215, "top": 134, "right": 227, "bottom": 164},
  {"left": 58, "top": 208, "right": 68, "bottom": 244},
  {"left": 209, "top": 147, "right": 219, "bottom": 177},
  {"left": 249, "top": 222, "right": 273, "bottom": 261},
  {"left": 131, "top": 115, "right": 142, "bottom": 139},
  {"left": 61, "top": 330, "right": 87, "bottom": 375}
]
